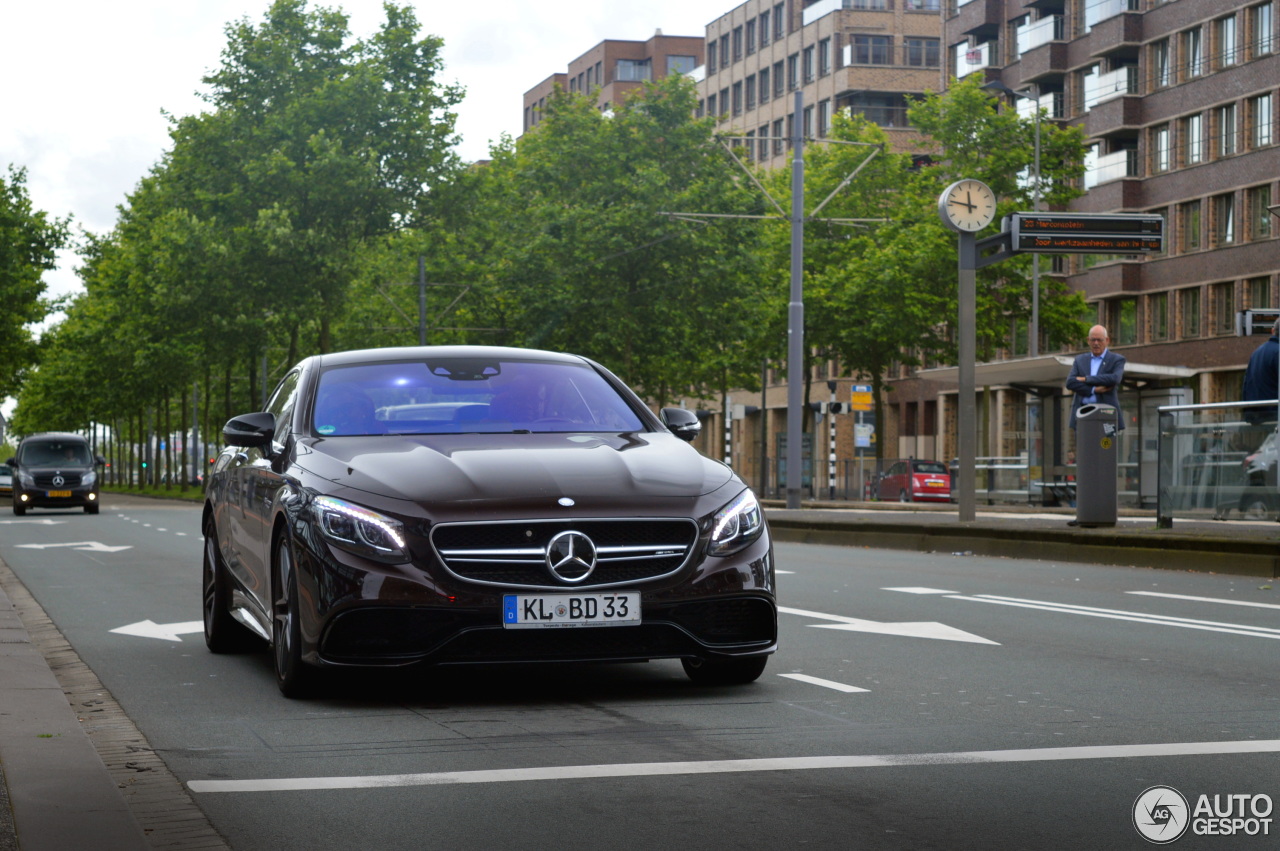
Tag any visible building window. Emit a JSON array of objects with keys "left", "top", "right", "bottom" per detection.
[
  {"left": 852, "top": 36, "right": 892, "bottom": 65},
  {"left": 1110, "top": 299, "right": 1138, "bottom": 346},
  {"left": 1180, "top": 200, "right": 1202, "bottom": 251},
  {"left": 803, "top": 105, "right": 813, "bottom": 139},
  {"left": 803, "top": 46, "right": 815, "bottom": 83},
  {"left": 1182, "top": 27, "right": 1204, "bottom": 79},
  {"left": 819, "top": 38, "right": 831, "bottom": 76},
  {"left": 1250, "top": 93, "right": 1273, "bottom": 147},
  {"left": 787, "top": 54, "right": 798, "bottom": 90},
  {"left": 706, "top": 41, "right": 716, "bottom": 72},
  {"left": 773, "top": 61, "right": 785, "bottom": 98},
  {"left": 775, "top": 3, "right": 786, "bottom": 40},
  {"left": 746, "top": 20, "right": 756, "bottom": 55},
  {"left": 818, "top": 99, "right": 831, "bottom": 137},
  {"left": 1151, "top": 124, "right": 1171, "bottom": 173},
  {"left": 706, "top": 93, "right": 717, "bottom": 117},
  {"left": 1248, "top": 184, "right": 1274, "bottom": 239},
  {"left": 746, "top": 75, "right": 756, "bottom": 111},
  {"left": 719, "top": 35, "right": 730, "bottom": 69},
  {"left": 667, "top": 55, "right": 697, "bottom": 75},
  {"left": 1180, "top": 288, "right": 1201, "bottom": 338},
  {"left": 1252, "top": 2, "right": 1275, "bottom": 58},
  {"left": 615, "top": 59, "right": 650, "bottom": 82},
  {"left": 1211, "top": 282, "right": 1236, "bottom": 334},
  {"left": 733, "top": 26, "right": 743, "bottom": 62},
  {"left": 760, "top": 10, "right": 770, "bottom": 47},
  {"left": 1150, "top": 293, "right": 1170, "bottom": 341},
  {"left": 1150, "top": 39, "right": 1171, "bottom": 89},
  {"left": 1212, "top": 193, "right": 1236, "bottom": 246},
  {"left": 1184, "top": 114, "right": 1204, "bottom": 165},
  {"left": 759, "top": 67, "right": 770, "bottom": 104},
  {"left": 906, "top": 38, "right": 940, "bottom": 67},
  {"left": 732, "top": 81, "right": 743, "bottom": 116},
  {"left": 1247, "top": 275, "right": 1273, "bottom": 308},
  {"left": 854, "top": 0, "right": 889, "bottom": 8},
  {"left": 1217, "top": 15, "right": 1239, "bottom": 67},
  {"left": 720, "top": 87, "right": 730, "bottom": 116},
  {"left": 906, "top": 0, "right": 941, "bottom": 9},
  {"left": 759, "top": 124, "right": 770, "bottom": 160},
  {"left": 772, "top": 119, "right": 785, "bottom": 156},
  {"left": 1218, "top": 103, "right": 1238, "bottom": 156}
]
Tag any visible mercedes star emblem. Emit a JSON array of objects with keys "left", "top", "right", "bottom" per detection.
[{"left": 545, "top": 530, "right": 597, "bottom": 583}]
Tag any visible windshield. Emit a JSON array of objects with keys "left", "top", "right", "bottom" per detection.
[
  {"left": 312, "top": 357, "right": 647, "bottom": 436},
  {"left": 19, "top": 440, "right": 92, "bottom": 466},
  {"left": 912, "top": 461, "right": 948, "bottom": 474}
]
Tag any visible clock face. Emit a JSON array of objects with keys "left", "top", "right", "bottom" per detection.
[{"left": 939, "top": 179, "right": 997, "bottom": 232}]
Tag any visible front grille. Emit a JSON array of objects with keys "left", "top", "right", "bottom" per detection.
[
  {"left": 34, "top": 473, "right": 82, "bottom": 488},
  {"left": 431, "top": 518, "right": 699, "bottom": 589}
]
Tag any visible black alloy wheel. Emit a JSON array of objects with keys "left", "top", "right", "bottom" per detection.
[
  {"left": 203, "top": 521, "right": 255, "bottom": 653},
  {"left": 273, "top": 534, "right": 319, "bottom": 698}
]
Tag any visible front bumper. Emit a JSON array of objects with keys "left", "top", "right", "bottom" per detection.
[{"left": 15, "top": 486, "right": 99, "bottom": 509}]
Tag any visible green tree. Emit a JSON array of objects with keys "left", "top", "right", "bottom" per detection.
[{"left": 0, "top": 166, "right": 70, "bottom": 401}]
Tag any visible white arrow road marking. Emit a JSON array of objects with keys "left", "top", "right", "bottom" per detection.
[
  {"left": 0, "top": 519, "right": 69, "bottom": 525},
  {"left": 1127, "top": 591, "right": 1280, "bottom": 611},
  {"left": 110, "top": 620, "right": 204, "bottom": 641},
  {"left": 883, "top": 587, "right": 957, "bottom": 595},
  {"left": 187, "top": 738, "right": 1280, "bottom": 794},
  {"left": 779, "top": 605, "right": 999, "bottom": 645},
  {"left": 15, "top": 541, "right": 133, "bottom": 553},
  {"left": 779, "top": 673, "right": 869, "bottom": 693},
  {"left": 951, "top": 594, "right": 1280, "bottom": 640}
]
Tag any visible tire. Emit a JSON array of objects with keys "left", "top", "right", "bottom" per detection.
[
  {"left": 273, "top": 534, "right": 319, "bottom": 698},
  {"left": 84, "top": 503, "right": 99, "bottom": 515},
  {"left": 899, "top": 489, "right": 911, "bottom": 503},
  {"left": 203, "top": 521, "right": 256, "bottom": 653},
  {"left": 682, "top": 655, "right": 768, "bottom": 685},
  {"left": 12, "top": 502, "right": 24, "bottom": 516}
]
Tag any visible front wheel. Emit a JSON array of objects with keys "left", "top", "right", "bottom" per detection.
[
  {"left": 274, "top": 535, "right": 319, "bottom": 698},
  {"left": 12, "top": 502, "right": 24, "bottom": 516},
  {"left": 682, "top": 655, "right": 768, "bottom": 685},
  {"left": 203, "top": 522, "right": 256, "bottom": 653}
]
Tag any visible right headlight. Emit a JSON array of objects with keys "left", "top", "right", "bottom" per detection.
[
  {"left": 708, "top": 489, "right": 765, "bottom": 557},
  {"left": 311, "top": 496, "right": 409, "bottom": 563}
]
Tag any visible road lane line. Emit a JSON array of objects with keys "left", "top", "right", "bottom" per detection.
[
  {"left": 779, "top": 673, "right": 869, "bottom": 693},
  {"left": 950, "top": 594, "right": 1280, "bottom": 640},
  {"left": 187, "top": 739, "right": 1280, "bottom": 794},
  {"left": 1127, "top": 591, "right": 1280, "bottom": 611}
]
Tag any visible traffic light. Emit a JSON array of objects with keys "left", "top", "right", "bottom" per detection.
[{"left": 829, "top": 402, "right": 846, "bottom": 414}]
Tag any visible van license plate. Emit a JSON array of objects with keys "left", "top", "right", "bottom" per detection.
[
  {"left": 502, "top": 592, "right": 640, "bottom": 629},
  {"left": 46, "top": 490, "right": 72, "bottom": 498}
]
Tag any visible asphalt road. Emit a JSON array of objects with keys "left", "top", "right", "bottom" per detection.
[{"left": 2, "top": 494, "right": 1278, "bottom": 849}]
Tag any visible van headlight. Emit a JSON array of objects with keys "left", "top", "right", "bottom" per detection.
[
  {"left": 82, "top": 470, "right": 96, "bottom": 487},
  {"left": 708, "top": 490, "right": 765, "bottom": 556},
  {"left": 311, "top": 496, "right": 409, "bottom": 563}
]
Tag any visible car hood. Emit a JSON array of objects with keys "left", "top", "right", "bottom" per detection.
[{"left": 293, "top": 432, "right": 736, "bottom": 507}]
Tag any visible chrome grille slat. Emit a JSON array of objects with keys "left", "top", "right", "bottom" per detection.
[{"left": 430, "top": 518, "right": 699, "bottom": 590}]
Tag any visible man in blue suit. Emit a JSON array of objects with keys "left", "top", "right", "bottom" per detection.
[{"left": 1066, "top": 325, "right": 1126, "bottom": 431}]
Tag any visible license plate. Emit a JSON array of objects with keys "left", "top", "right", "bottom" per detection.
[
  {"left": 924, "top": 480, "right": 946, "bottom": 488},
  {"left": 503, "top": 592, "right": 640, "bottom": 629},
  {"left": 46, "top": 490, "right": 72, "bottom": 498}
]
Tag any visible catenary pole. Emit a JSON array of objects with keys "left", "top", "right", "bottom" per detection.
[{"left": 786, "top": 90, "right": 805, "bottom": 510}]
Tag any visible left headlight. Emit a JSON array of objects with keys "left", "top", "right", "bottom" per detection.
[
  {"left": 311, "top": 496, "right": 409, "bottom": 563},
  {"left": 18, "top": 471, "right": 35, "bottom": 488},
  {"left": 708, "top": 489, "right": 765, "bottom": 557}
]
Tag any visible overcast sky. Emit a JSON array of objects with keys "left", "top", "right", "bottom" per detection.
[{"left": 2, "top": 0, "right": 728, "bottom": 307}]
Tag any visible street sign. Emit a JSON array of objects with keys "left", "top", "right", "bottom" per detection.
[
  {"left": 1010, "top": 212, "right": 1164, "bottom": 254},
  {"left": 850, "top": 384, "right": 873, "bottom": 412}
]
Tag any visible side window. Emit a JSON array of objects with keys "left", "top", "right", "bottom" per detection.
[{"left": 265, "top": 371, "right": 301, "bottom": 437}]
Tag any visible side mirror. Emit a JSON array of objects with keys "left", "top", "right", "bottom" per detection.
[
  {"left": 660, "top": 407, "right": 701, "bottom": 442},
  {"left": 4, "top": 457, "right": 15, "bottom": 467},
  {"left": 95, "top": 454, "right": 106, "bottom": 466},
  {"left": 223, "top": 412, "right": 276, "bottom": 449}
]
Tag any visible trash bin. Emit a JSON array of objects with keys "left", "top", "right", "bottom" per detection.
[{"left": 1075, "top": 403, "right": 1118, "bottom": 527}]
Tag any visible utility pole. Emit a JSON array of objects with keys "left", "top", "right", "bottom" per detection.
[{"left": 786, "top": 89, "right": 805, "bottom": 509}]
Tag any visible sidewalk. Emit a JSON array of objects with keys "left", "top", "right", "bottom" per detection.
[{"left": 0, "top": 500, "right": 1275, "bottom": 850}]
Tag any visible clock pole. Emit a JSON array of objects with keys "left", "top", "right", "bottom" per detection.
[{"left": 957, "top": 232, "right": 977, "bottom": 523}]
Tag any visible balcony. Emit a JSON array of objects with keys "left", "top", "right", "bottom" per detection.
[
  {"left": 1083, "top": 65, "right": 1137, "bottom": 110},
  {"left": 955, "top": 42, "right": 992, "bottom": 79},
  {"left": 1016, "top": 15, "right": 1063, "bottom": 55},
  {"left": 953, "top": 0, "right": 1001, "bottom": 38},
  {"left": 1085, "top": 92, "right": 1142, "bottom": 136},
  {"left": 1017, "top": 90, "right": 1065, "bottom": 120},
  {"left": 1084, "top": 0, "right": 1140, "bottom": 32},
  {"left": 1087, "top": 11, "right": 1143, "bottom": 58},
  {"left": 1018, "top": 41, "right": 1069, "bottom": 82},
  {"left": 1083, "top": 148, "right": 1139, "bottom": 193}
]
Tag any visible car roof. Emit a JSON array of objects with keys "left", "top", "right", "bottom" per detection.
[
  {"left": 305, "top": 345, "right": 591, "bottom": 371},
  {"left": 19, "top": 432, "right": 90, "bottom": 444}
]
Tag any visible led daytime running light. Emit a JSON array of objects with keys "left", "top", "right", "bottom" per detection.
[{"left": 314, "top": 496, "right": 406, "bottom": 551}]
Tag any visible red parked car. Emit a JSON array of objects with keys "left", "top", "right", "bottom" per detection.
[{"left": 877, "top": 458, "right": 951, "bottom": 503}]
